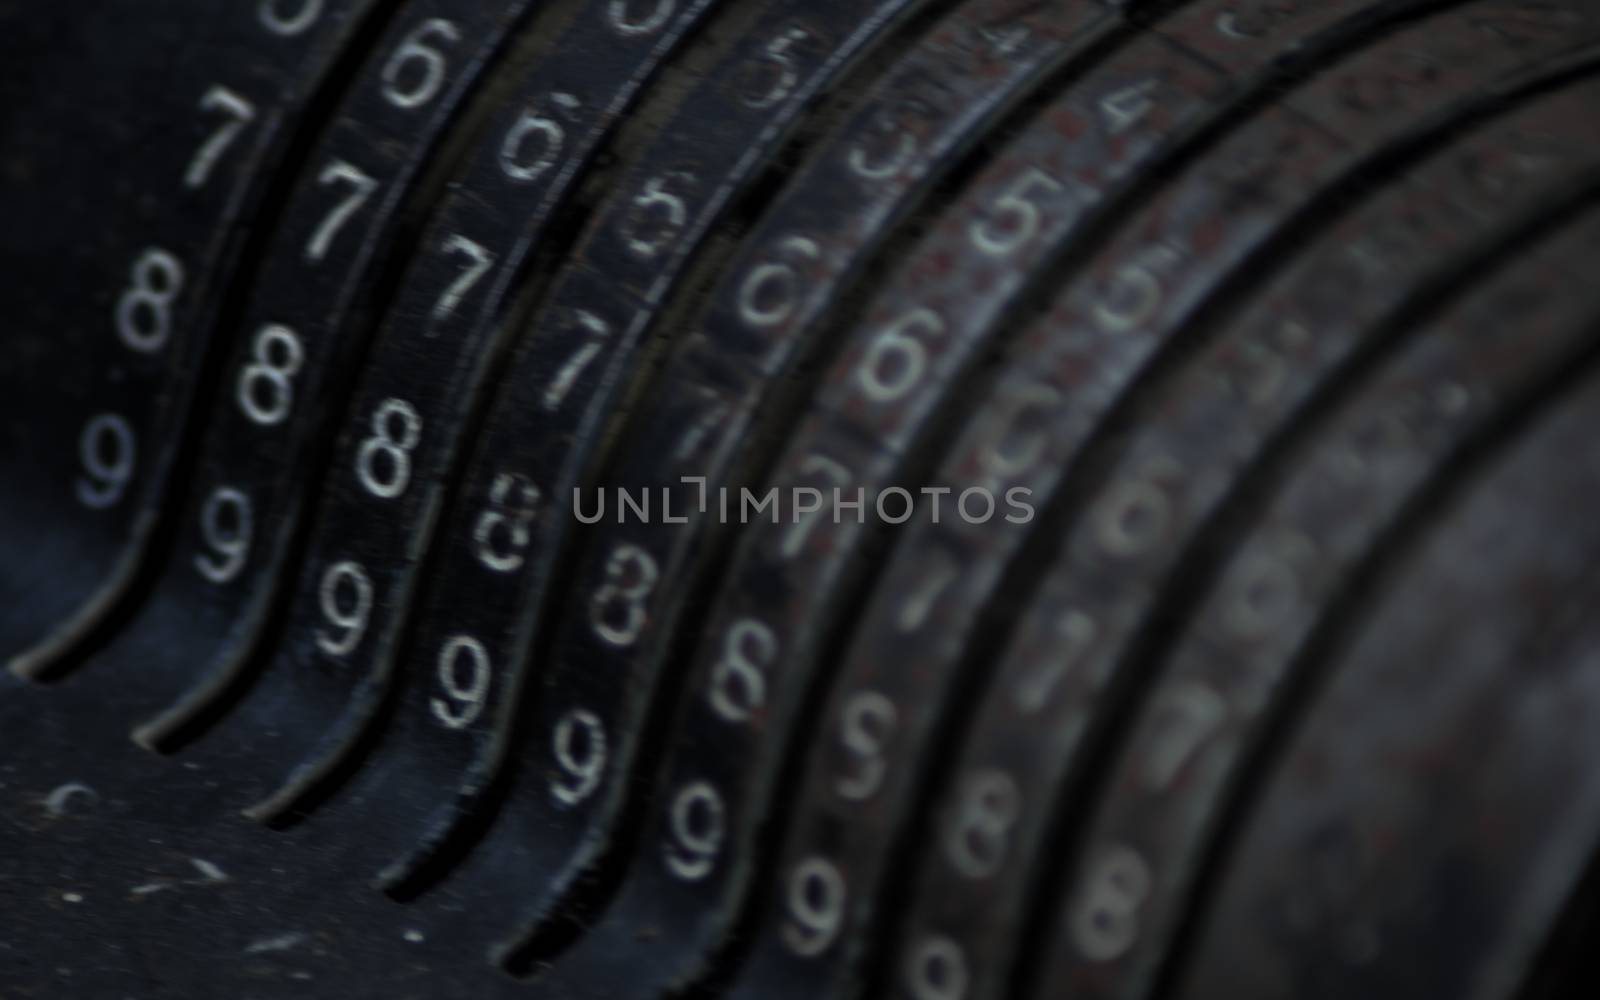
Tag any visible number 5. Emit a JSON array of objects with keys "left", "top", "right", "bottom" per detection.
[{"left": 969, "top": 168, "right": 1065, "bottom": 258}]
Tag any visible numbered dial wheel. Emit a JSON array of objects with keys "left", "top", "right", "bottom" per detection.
[{"left": 3, "top": 2, "right": 1600, "bottom": 999}]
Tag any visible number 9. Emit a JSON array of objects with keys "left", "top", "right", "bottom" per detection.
[
  {"left": 315, "top": 560, "right": 374, "bottom": 657},
  {"left": 781, "top": 856, "right": 846, "bottom": 957},
  {"left": 193, "top": 486, "right": 253, "bottom": 584},
  {"left": 76, "top": 414, "right": 136, "bottom": 510},
  {"left": 430, "top": 635, "right": 491, "bottom": 729},
  {"left": 663, "top": 781, "right": 724, "bottom": 881},
  {"left": 550, "top": 707, "right": 607, "bottom": 806}
]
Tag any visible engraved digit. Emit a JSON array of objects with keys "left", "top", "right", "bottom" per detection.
[
  {"left": 619, "top": 171, "right": 693, "bottom": 259},
  {"left": 589, "top": 543, "right": 660, "bottom": 647},
  {"left": 664, "top": 780, "right": 723, "bottom": 881},
  {"left": 969, "top": 168, "right": 1065, "bottom": 258},
  {"left": 186, "top": 86, "right": 257, "bottom": 189},
  {"left": 782, "top": 857, "right": 846, "bottom": 957},
  {"left": 738, "top": 235, "right": 821, "bottom": 329},
  {"left": 433, "top": 234, "right": 495, "bottom": 321},
  {"left": 430, "top": 635, "right": 491, "bottom": 729},
  {"left": 315, "top": 560, "right": 374, "bottom": 657},
  {"left": 473, "top": 471, "right": 541, "bottom": 573},
  {"left": 544, "top": 310, "right": 610, "bottom": 411},
  {"left": 115, "top": 248, "right": 185, "bottom": 354},
  {"left": 76, "top": 414, "right": 136, "bottom": 510},
  {"left": 1098, "top": 78, "right": 1159, "bottom": 135},
  {"left": 942, "top": 769, "right": 1020, "bottom": 878},
  {"left": 259, "top": 0, "right": 322, "bottom": 36},
  {"left": 500, "top": 93, "right": 579, "bottom": 183},
  {"left": 305, "top": 160, "right": 378, "bottom": 262},
  {"left": 355, "top": 398, "right": 422, "bottom": 500},
  {"left": 237, "top": 323, "right": 305, "bottom": 426},
  {"left": 835, "top": 690, "right": 896, "bottom": 802},
  {"left": 550, "top": 707, "right": 607, "bottom": 807},
  {"left": 194, "top": 486, "right": 253, "bottom": 584},
  {"left": 905, "top": 936, "right": 968, "bottom": 1000},
  {"left": 708, "top": 617, "right": 777, "bottom": 723},
  {"left": 381, "top": 18, "right": 461, "bottom": 111},
  {"left": 608, "top": 0, "right": 676, "bottom": 36},
  {"left": 857, "top": 306, "right": 944, "bottom": 403},
  {"left": 1071, "top": 845, "right": 1152, "bottom": 961}
]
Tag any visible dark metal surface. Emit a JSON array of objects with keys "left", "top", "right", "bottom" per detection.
[{"left": 2, "top": 2, "right": 1598, "bottom": 998}]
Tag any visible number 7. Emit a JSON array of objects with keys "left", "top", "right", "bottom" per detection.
[
  {"left": 432, "top": 234, "right": 495, "bottom": 320},
  {"left": 305, "top": 160, "right": 379, "bottom": 263},
  {"left": 185, "top": 86, "right": 257, "bottom": 190}
]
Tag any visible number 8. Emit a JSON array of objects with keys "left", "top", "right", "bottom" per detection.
[
  {"left": 116, "top": 248, "right": 185, "bottom": 354},
  {"left": 1070, "top": 844, "right": 1152, "bottom": 961},
  {"left": 356, "top": 398, "right": 422, "bottom": 499},
  {"left": 237, "top": 324, "right": 305, "bottom": 426}
]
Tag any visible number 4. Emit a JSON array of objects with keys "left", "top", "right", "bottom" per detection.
[{"left": 1099, "top": 78, "right": 1160, "bottom": 135}]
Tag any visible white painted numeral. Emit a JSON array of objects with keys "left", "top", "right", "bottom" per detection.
[
  {"left": 608, "top": 0, "right": 676, "bottom": 36},
  {"left": 968, "top": 167, "right": 1064, "bottom": 258},
  {"left": 835, "top": 690, "right": 897, "bottom": 802},
  {"left": 589, "top": 543, "right": 659, "bottom": 647},
  {"left": 186, "top": 86, "right": 257, "bottom": 190},
  {"left": 550, "top": 707, "right": 607, "bottom": 807},
  {"left": 473, "top": 471, "right": 541, "bottom": 573},
  {"left": 942, "top": 769, "right": 1020, "bottom": 879},
  {"left": 1141, "top": 680, "right": 1227, "bottom": 790},
  {"left": 76, "top": 414, "right": 136, "bottom": 509},
  {"left": 499, "top": 93, "right": 579, "bottom": 183},
  {"left": 977, "top": 20, "right": 1030, "bottom": 55},
  {"left": 848, "top": 107, "right": 920, "bottom": 181},
  {"left": 905, "top": 936, "right": 969, "bottom": 1000},
  {"left": 305, "top": 160, "right": 378, "bottom": 262},
  {"left": 1013, "top": 609, "right": 1098, "bottom": 713},
  {"left": 115, "top": 248, "right": 185, "bottom": 354},
  {"left": 381, "top": 19, "right": 461, "bottom": 111},
  {"left": 781, "top": 856, "right": 846, "bottom": 957},
  {"left": 741, "top": 26, "right": 810, "bottom": 110},
  {"left": 708, "top": 618, "right": 776, "bottom": 723},
  {"left": 1093, "top": 246, "right": 1178, "bottom": 334},
  {"left": 356, "top": 398, "right": 422, "bottom": 499},
  {"left": 738, "top": 235, "right": 820, "bottom": 330},
  {"left": 259, "top": 0, "right": 323, "bottom": 36},
  {"left": 431, "top": 635, "right": 491, "bottom": 729},
  {"left": 315, "top": 560, "right": 374, "bottom": 657},
  {"left": 619, "top": 171, "right": 693, "bottom": 259},
  {"left": 194, "top": 486, "right": 253, "bottom": 584},
  {"left": 544, "top": 310, "right": 611, "bottom": 412},
  {"left": 782, "top": 452, "right": 851, "bottom": 558},
  {"left": 663, "top": 780, "right": 723, "bottom": 881},
  {"left": 237, "top": 323, "right": 305, "bottom": 426},
  {"left": 856, "top": 306, "right": 944, "bottom": 403},
  {"left": 1070, "top": 845, "right": 1152, "bottom": 961},
  {"left": 1099, "top": 78, "right": 1160, "bottom": 135},
  {"left": 432, "top": 234, "right": 495, "bottom": 321}
]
